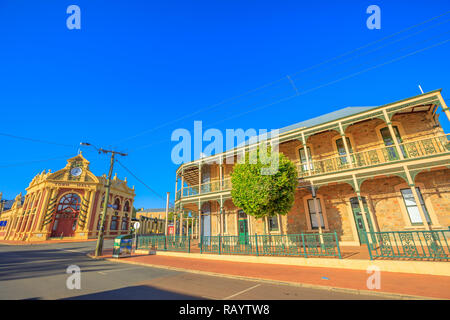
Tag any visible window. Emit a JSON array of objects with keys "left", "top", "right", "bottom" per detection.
[
  {"left": 400, "top": 188, "right": 431, "bottom": 225},
  {"left": 124, "top": 201, "right": 130, "bottom": 212},
  {"left": 298, "top": 147, "right": 313, "bottom": 171},
  {"left": 336, "top": 137, "right": 353, "bottom": 165},
  {"left": 268, "top": 216, "right": 279, "bottom": 232},
  {"left": 380, "top": 126, "right": 407, "bottom": 159},
  {"left": 57, "top": 193, "right": 81, "bottom": 214},
  {"left": 110, "top": 216, "right": 118, "bottom": 230},
  {"left": 113, "top": 198, "right": 121, "bottom": 211},
  {"left": 307, "top": 199, "right": 325, "bottom": 229}
]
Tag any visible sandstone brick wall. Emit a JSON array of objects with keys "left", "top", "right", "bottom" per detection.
[
  {"left": 416, "top": 168, "right": 450, "bottom": 228},
  {"left": 361, "top": 176, "right": 407, "bottom": 231}
]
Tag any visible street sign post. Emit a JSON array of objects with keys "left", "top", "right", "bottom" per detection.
[{"left": 133, "top": 222, "right": 140, "bottom": 252}]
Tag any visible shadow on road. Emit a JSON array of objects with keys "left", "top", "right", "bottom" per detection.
[
  {"left": 0, "top": 247, "right": 117, "bottom": 281},
  {"left": 62, "top": 285, "right": 203, "bottom": 300}
]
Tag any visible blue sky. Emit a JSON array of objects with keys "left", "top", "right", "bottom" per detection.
[{"left": 0, "top": 0, "right": 449, "bottom": 209}]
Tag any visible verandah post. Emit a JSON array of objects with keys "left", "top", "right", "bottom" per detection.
[
  {"left": 367, "top": 232, "right": 373, "bottom": 260},
  {"left": 255, "top": 233, "right": 259, "bottom": 256},
  {"left": 301, "top": 233, "right": 307, "bottom": 258},
  {"left": 188, "top": 227, "right": 191, "bottom": 253},
  {"left": 334, "top": 231, "right": 342, "bottom": 259},
  {"left": 218, "top": 234, "right": 221, "bottom": 255}
]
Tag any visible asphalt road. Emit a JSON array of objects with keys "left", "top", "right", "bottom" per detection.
[{"left": 0, "top": 241, "right": 386, "bottom": 300}]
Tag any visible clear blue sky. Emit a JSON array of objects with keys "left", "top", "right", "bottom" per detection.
[{"left": 1, "top": 0, "right": 449, "bottom": 209}]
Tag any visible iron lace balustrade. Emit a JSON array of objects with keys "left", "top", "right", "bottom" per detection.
[
  {"left": 136, "top": 235, "right": 192, "bottom": 253},
  {"left": 298, "top": 133, "right": 450, "bottom": 177},
  {"left": 179, "top": 178, "right": 233, "bottom": 199},
  {"left": 200, "top": 232, "right": 342, "bottom": 258},
  {"left": 366, "top": 229, "right": 450, "bottom": 261}
]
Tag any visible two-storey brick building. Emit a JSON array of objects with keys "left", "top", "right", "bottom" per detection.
[{"left": 173, "top": 89, "right": 450, "bottom": 246}]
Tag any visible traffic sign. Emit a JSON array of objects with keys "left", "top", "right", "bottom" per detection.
[{"left": 134, "top": 222, "right": 140, "bottom": 229}]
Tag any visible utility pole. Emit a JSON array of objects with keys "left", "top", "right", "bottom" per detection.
[
  {"left": 80, "top": 142, "right": 127, "bottom": 257},
  {"left": 164, "top": 192, "right": 170, "bottom": 236}
]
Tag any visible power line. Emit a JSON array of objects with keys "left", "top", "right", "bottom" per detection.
[
  {"left": 112, "top": 10, "right": 450, "bottom": 147},
  {"left": 116, "top": 159, "right": 170, "bottom": 204},
  {"left": 0, "top": 132, "right": 76, "bottom": 148},
  {"left": 0, "top": 155, "right": 77, "bottom": 168},
  {"left": 129, "top": 36, "right": 450, "bottom": 153}
]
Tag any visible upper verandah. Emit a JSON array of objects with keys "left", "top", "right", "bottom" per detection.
[{"left": 175, "top": 89, "right": 447, "bottom": 174}]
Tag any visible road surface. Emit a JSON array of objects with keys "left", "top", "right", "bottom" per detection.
[{"left": 0, "top": 241, "right": 385, "bottom": 300}]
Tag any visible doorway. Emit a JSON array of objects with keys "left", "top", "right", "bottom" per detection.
[
  {"left": 51, "top": 193, "right": 81, "bottom": 238},
  {"left": 238, "top": 210, "right": 249, "bottom": 244},
  {"left": 349, "top": 197, "right": 375, "bottom": 244}
]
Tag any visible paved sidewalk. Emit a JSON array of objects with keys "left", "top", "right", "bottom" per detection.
[{"left": 90, "top": 250, "right": 450, "bottom": 299}]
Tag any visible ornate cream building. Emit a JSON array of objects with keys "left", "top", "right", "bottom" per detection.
[
  {"left": 174, "top": 89, "right": 450, "bottom": 246},
  {"left": 0, "top": 154, "right": 136, "bottom": 242}
]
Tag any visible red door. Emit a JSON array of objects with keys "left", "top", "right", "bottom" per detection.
[{"left": 51, "top": 193, "right": 81, "bottom": 238}]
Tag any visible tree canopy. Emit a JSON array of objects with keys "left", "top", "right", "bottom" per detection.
[{"left": 230, "top": 147, "right": 298, "bottom": 219}]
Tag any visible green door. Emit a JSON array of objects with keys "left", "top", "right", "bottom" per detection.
[
  {"left": 238, "top": 219, "right": 249, "bottom": 244},
  {"left": 350, "top": 197, "right": 375, "bottom": 244}
]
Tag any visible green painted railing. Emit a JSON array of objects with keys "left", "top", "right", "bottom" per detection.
[
  {"left": 137, "top": 235, "right": 192, "bottom": 253},
  {"left": 298, "top": 133, "right": 450, "bottom": 177},
  {"left": 366, "top": 230, "right": 450, "bottom": 261},
  {"left": 200, "top": 232, "right": 342, "bottom": 258}
]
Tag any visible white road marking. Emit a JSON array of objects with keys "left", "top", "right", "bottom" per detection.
[{"left": 222, "top": 284, "right": 261, "bottom": 300}]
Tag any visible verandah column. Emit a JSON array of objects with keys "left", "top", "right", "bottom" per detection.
[
  {"left": 219, "top": 158, "right": 223, "bottom": 191},
  {"left": 198, "top": 162, "right": 202, "bottom": 195},
  {"left": 219, "top": 196, "right": 224, "bottom": 236},
  {"left": 437, "top": 93, "right": 450, "bottom": 121},
  {"left": 403, "top": 165, "right": 431, "bottom": 230},
  {"left": 339, "top": 122, "right": 353, "bottom": 168},
  {"left": 301, "top": 132, "right": 312, "bottom": 176},
  {"left": 382, "top": 109, "right": 404, "bottom": 160},
  {"left": 198, "top": 199, "right": 202, "bottom": 240},
  {"left": 179, "top": 208, "right": 184, "bottom": 237}
]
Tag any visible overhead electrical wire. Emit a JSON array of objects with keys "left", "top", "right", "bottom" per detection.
[
  {"left": 112, "top": 10, "right": 450, "bottom": 147},
  {"left": 129, "top": 35, "right": 450, "bottom": 153}
]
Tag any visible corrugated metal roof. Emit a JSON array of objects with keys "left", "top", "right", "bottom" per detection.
[{"left": 278, "top": 106, "right": 376, "bottom": 134}]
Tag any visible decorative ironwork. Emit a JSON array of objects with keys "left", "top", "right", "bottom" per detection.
[
  {"left": 367, "top": 230, "right": 449, "bottom": 261},
  {"left": 399, "top": 232, "right": 419, "bottom": 258}
]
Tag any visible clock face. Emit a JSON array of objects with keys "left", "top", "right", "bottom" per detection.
[{"left": 70, "top": 167, "right": 83, "bottom": 177}]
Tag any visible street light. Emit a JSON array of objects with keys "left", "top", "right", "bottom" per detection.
[{"left": 80, "top": 142, "right": 127, "bottom": 257}]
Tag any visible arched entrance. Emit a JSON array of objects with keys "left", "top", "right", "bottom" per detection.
[{"left": 51, "top": 193, "right": 81, "bottom": 237}]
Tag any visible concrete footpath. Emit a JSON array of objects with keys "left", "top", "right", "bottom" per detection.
[{"left": 89, "top": 250, "right": 450, "bottom": 300}]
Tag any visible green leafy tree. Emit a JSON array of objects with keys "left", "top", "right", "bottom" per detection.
[{"left": 231, "top": 147, "right": 297, "bottom": 219}]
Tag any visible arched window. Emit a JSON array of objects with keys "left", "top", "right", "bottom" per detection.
[
  {"left": 57, "top": 193, "right": 81, "bottom": 215},
  {"left": 113, "top": 198, "right": 121, "bottom": 211},
  {"left": 124, "top": 201, "right": 130, "bottom": 212}
]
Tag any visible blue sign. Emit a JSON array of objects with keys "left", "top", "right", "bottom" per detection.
[{"left": 0, "top": 221, "right": 7, "bottom": 227}]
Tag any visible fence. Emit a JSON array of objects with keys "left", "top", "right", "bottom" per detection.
[
  {"left": 366, "top": 230, "right": 450, "bottom": 261},
  {"left": 136, "top": 235, "right": 192, "bottom": 253},
  {"left": 136, "top": 232, "right": 341, "bottom": 258},
  {"left": 200, "top": 232, "right": 342, "bottom": 258}
]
